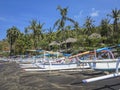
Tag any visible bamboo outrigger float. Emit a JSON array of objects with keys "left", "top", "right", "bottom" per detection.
[{"left": 82, "top": 58, "right": 120, "bottom": 83}]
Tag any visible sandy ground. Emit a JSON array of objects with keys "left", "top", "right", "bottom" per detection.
[{"left": 0, "top": 60, "right": 120, "bottom": 90}]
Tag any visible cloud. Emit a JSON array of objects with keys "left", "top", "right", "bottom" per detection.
[
  {"left": 74, "top": 10, "right": 83, "bottom": 19},
  {"left": 90, "top": 11, "right": 99, "bottom": 17},
  {"left": 90, "top": 8, "right": 99, "bottom": 17}
]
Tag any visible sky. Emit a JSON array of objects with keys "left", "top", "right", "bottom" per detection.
[{"left": 0, "top": 0, "right": 120, "bottom": 40}]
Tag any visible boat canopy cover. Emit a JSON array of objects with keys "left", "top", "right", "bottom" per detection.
[{"left": 96, "top": 47, "right": 111, "bottom": 52}]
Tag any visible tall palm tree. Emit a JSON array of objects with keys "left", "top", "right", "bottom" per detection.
[
  {"left": 54, "top": 6, "right": 77, "bottom": 31},
  {"left": 6, "top": 26, "right": 20, "bottom": 56},
  {"left": 54, "top": 6, "right": 77, "bottom": 52},
  {"left": 26, "top": 20, "right": 44, "bottom": 49},
  {"left": 108, "top": 8, "right": 120, "bottom": 43}
]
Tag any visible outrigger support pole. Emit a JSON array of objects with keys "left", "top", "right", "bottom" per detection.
[{"left": 82, "top": 58, "right": 120, "bottom": 83}]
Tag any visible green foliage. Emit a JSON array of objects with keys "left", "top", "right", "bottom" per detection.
[
  {"left": 0, "top": 7, "right": 120, "bottom": 56},
  {"left": 38, "top": 40, "right": 49, "bottom": 50},
  {"left": 26, "top": 19, "right": 44, "bottom": 49},
  {"left": 15, "top": 34, "right": 33, "bottom": 54},
  {"left": 6, "top": 26, "right": 20, "bottom": 55}
]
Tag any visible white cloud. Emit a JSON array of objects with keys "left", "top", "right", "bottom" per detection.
[
  {"left": 90, "top": 11, "right": 99, "bottom": 17},
  {"left": 74, "top": 10, "right": 83, "bottom": 19},
  {"left": 90, "top": 8, "right": 99, "bottom": 17}
]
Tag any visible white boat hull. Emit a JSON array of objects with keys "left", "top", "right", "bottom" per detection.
[
  {"left": 81, "top": 59, "right": 120, "bottom": 71},
  {"left": 21, "top": 63, "right": 90, "bottom": 71},
  {"left": 92, "top": 62, "right": 120, "bottom": 71},
  {"left": 20, "top": 63, "right": 38, "bottom": 68},
  {"left": 35, "top": 63, "right": 78, "bottom": 70}
]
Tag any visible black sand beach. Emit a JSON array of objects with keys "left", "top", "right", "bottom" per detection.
[{"left": 0, "top": 61, "right": 120, "bottom": 90}]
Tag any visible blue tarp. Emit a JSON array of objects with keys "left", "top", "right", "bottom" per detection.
[
  {"left": 96, "top": 47, "right": 111, "bottom": 52},
  {"left": 63, "top": 53, "right": 71, "bottom": 57},
  {"left": 96, "top": 44, "right": 120, "bottom": 52},
  {"left": 36, "top": 49, "right": 44, "bottom": 52}
]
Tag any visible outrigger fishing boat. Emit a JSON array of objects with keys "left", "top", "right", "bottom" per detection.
[
  {"left": 70, "top": 44, "right": 120, "bottom": 71},
  {"left": 24, "top": 63, "right": 78, "bottom": 71},
  {"left": 20, "top": 50, "right": 89, "bottom": 71},
  {"left": 21, "top": 45, "right": 120, "bottom": 71},
  {"left": 22, "top": 56, "right": 90, "bottom": 71},
  {"left": 70, "top": 45, "right": 120, "bottom": 83}
]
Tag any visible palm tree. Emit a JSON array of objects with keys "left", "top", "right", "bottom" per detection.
[
  {"left": 54, "top": 6, "right": 77, "bottom": 30},
  {"left": 6, "top": 26, "right": 20, "bottom": 56},
  {"left": 26, "top": 20, "right": 44, "bottom": 49},
  {"left": 54, "top": 6, "right": 77, "bottom": 52},
  {"left": 83, "top": 16, "right": 96, "bottom": 47},
  {"left": 108, "top": 8, "right": 120, "bottom": 43},
  {"left": 100, "top": 18, "right": 110, "bottom": 37},
  {"left": 100, "top": 18, "right": 112, "bottom": 44},
  {"left": 83, "top": 16, "right": 95, "bottom": 36}
]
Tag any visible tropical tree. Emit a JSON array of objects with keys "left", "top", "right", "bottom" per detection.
[
  {"left": 15, "top": 33, "right": 33, "bottom": 54},
  {"left": 83, "top": 16, "right": 95, "bottom": 36},
  {"left": 6, "top": 26, "right": 20, "bottom": 56},
  {"left": 26, "top": 20, "right": 44, "bottom": 49},
  {"left": 54, "top": 6, "right": 77, "bottom": 52},
  {"left": 108, "top": 8, "right": 120, "bottom": 43},
  {"left": 73, "top": 22, "right": 81, "bottom": 38},
  {"left": 83, "top": 16, "right": 95, "bottom": 47},
  {"left": 99, "top": 18, "right": 112, "bottom": 44},
  {"left": 46, "top": 27, "right": 56, "bottom": 43}
]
